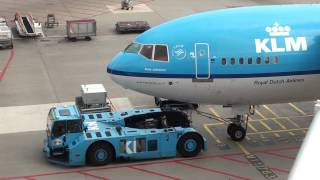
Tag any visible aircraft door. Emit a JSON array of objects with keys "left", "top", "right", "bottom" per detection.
[{"left": 195, "top": 43, "right": 210, "bottom": 79}]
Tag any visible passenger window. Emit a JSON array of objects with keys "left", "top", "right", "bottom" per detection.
[
  {"left": 239, "top": 57, "right": 244, "bottom": 65},
  {"left": 222, "top": 58, "right": 226, "bottom": 65},
  {"left": 136, "top": 138, "right": 146, "bottom": 152},
  {"left": 148, "top": 140, "right": 158, "bottom": 151},
  {"left": 154, "top": 45, "right": 168, "bottom": 61},
  {"left": 248, "top": 57, "right": 253, "bottom": 64},
  {"left": 230, "top": 58, "right": 235, "bottom": 65},
  {"left": 273, "top": 56, "right": 279, "bottom": 64},
  {"left": 256, "top": 57, "right": 261, "bottom": 64},
  {"left": 265, "top": 57, "right": 270, "bottom": 64},
  {"left": 140, "top": 45, "right": 154, "bottom": 60}
]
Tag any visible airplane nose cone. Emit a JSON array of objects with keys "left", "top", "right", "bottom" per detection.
[
  {"left": 107, "top": 52, "right": 122, "bottom": 74},
  {"left": 107, "top": 52, "right": 125, "bottom": 86}
]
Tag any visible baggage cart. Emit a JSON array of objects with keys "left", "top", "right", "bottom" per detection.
[{"left": 66, "top": 19, "right": 96, "bottom": 41}]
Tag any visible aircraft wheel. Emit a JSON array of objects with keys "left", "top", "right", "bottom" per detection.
[
  {"left": 177, "top": 133, "right": 202, "bottom": 157},
  {"left": 229, "top": 125, "right": 246, "bottom": 142},
  {"left": 227, "top": 123, "right": 237, "bottom": 136},
  {"left": 87, "top": 142, "right": 114, "bottom": 166}
]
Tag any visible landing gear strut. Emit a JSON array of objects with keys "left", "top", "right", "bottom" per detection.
[
  {"left": 226, "top": 105, "right": 255, "bottom": 141},
  {"left": 227, "top": 115, "right": 247, "bottom": 141},
  {"left": 197, "top": 105, "right": 254, "bottom": 142}
]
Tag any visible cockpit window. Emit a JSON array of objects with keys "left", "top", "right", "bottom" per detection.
[
  {"left": 140, "top": 45, "right": 154, "bottom": 59},
  {"left": 154, "top": 45, "right": 168, "bottom": 61},
  {"left": 124, "top": 43, "right": 141, "bottom": 53}
]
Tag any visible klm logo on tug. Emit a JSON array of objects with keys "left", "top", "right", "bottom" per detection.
[{"left": 255, "top": 23, "right": 308, "bottom": 53}]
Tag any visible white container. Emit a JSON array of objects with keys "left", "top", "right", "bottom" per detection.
[{"left": 81, "top": 84, "right": 107, "bottom": 105}]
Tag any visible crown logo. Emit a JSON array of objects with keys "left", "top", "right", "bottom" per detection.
[{"left": 265, "top": 22, "right": 291, "bottom": 36}]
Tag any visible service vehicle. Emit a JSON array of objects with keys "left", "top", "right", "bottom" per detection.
[
  {"left": 121, "top": 0, "right": 134, "bottom": 10},
  {"left": 43, "top": 106, "right": 207, "bottom": 166},
  {"left": 115, "top": 21, "right": 150, "bottom": 33},
  {"left": 0, "top": 17, "right": 13, "bottom": 49},
  {"left": 14, "top": 12, "right": 43, "bottom": 37},
  {"left": 66, "top": 19, "right": 96, "bottom": 41}
]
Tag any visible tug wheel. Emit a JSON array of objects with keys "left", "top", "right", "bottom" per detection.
[
  {"left": 87, "top": 142, "right": 114, "bottom": 166},
  {"left": 177, "top": 133, "right": 202, "bottom": 157}
]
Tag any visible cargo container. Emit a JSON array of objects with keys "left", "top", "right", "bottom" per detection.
[{"left": 66, "top": 19, "right": 96, "bottom": 41}]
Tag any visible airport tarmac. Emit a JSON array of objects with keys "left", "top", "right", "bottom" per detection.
[{"left": 0, "top": 0, "right": 319, "bottom": 179}]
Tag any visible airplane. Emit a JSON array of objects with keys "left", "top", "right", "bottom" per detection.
[
  {"left": 288, "top": 101, "right": 320, "bottom": 180},
  {"left": 107, "top": 4, "right": 320, "bottom": 141}
]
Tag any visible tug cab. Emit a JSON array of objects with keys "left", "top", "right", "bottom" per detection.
[{"left": 45, "top": 106, "right": 83, "bottom": 163}]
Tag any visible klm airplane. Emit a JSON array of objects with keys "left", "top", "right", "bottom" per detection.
[{"left": 107, "top": 4, "right": 320, "bottom": 141}]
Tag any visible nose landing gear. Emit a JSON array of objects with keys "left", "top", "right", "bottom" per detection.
[
  {"left": 227, "top": 105, "right": 254, "bottom": 141},
  {"left": 195, "top": 104, "right": 254, "bottom": 142},
  {"left": 227, "top": 115, "right": 248, "bottom": 141}
]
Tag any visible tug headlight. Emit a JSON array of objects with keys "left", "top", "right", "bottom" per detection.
[{"left": 53, "top": 139, "right": 63, "bottom": 146}]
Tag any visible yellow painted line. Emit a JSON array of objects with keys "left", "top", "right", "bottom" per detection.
[
  {"left": 247, "top": 122, "right": 258, "bottom": 132},
  {"left": 263, "top": 105, "right": 287, "bottom": 129},
  {"left": 208, "top": 107, "right": 220, "bottom": 117},
  {"left": 288, "top": 103, "right": 307, "bottom": 134},
  {"left": 247, "top": 128, "right": 308, "bottom": 135},
  {"left": 263, "top": 105, "right": 295, "bottom": 136},
  {"left": 263, "top": 105, "right": 301, "bottom": 136},
  {"left": 255, "top": 110, "right": 273, "bottom": 131},
  {"left": 203, "top": 124, "right": 222, "bottom": 144},
  {"left": 206, "top": 107, "right": 224, "bottom": 143},
  {"left": 255, "top": 109, "right": 280, "bottom": 137},
  {"left": 205, "top": 114, "right": 312, "bottom": 126},
  {"left": 288, "top": 103, "right": 307, "bottom": 116},
  {"left": 236, "top": 142, "right": 250, "bottom": 155},
  {"left": 270, "top": 117, "right": 288, "bottom": 130},
  {"left": 248, "top": 116, "right": 265, "bottom": 139},
  {"left": 284, "top": 117, "right": 300, "bottom": 128},
  {"left": 208, "top": 107, "right": 252, "bottom": 155}
]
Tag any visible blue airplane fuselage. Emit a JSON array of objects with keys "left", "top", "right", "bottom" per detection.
[{"left": 107, "top": 4, "right": 320, "bottom": 105}]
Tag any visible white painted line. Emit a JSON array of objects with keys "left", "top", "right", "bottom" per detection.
[
  {"left": 0, "top": 98, "right": 132, "bottom": 134},
  {"left": 106, "top": 4, "right": 153, "bottom": 14},
  {"left": 110, "top": 97, "right": 133, "bottom": 111}
]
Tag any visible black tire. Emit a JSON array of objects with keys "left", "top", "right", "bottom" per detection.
[
  {"left": 229, "top": 125, "right": 246, "bottom": 142},
  {"left": 87, "top": 142, "right": 114, "bottom": 166},
  {"left": 192, "top": 104, "right": 199, "bottom": 110},
  {"left": 85, "top": 36, "right": 91, "bottom": 41},
  {"left": 227, "top": 123, "right": 237, "bottom": 136},
  {"left": 177, "top": 133, "right": 202, "bottom": 157},
  {"left": 69, "top": 37, "right": 77, "bottom": 42}
]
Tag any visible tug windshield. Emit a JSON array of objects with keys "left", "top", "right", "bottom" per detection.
[
  {"left": 124, "top": 43, "right": 141, "bottom": 53},
  {"left": 51, "top": 120, "right": 83, "bottom": 138}
]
